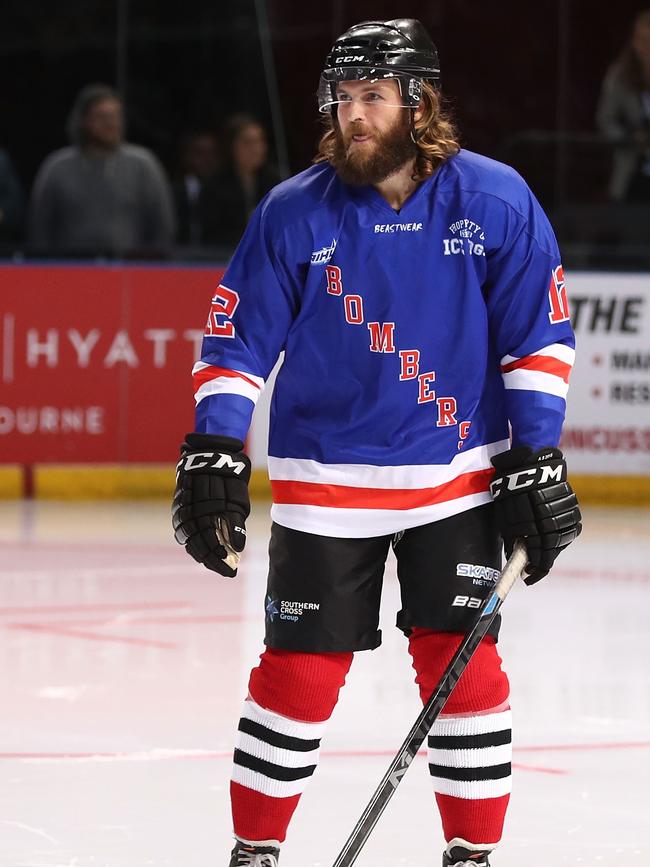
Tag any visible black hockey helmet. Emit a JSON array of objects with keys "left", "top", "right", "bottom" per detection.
[{"left": 318, "top": 18, "right": 440, "bottom": 114}]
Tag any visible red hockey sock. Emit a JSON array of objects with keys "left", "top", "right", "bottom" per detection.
[
  {"left": 231, "top": 647, "right": 353, "bottom": 843},
  {"left": 408, "top": 628, "right": 511, "bottom": 846}
]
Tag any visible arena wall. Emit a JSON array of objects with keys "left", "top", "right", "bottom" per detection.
[{"left": 1, "top": 265, "right": 648, "bottom": 502}]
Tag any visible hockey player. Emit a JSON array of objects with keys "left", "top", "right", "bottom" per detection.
[{"left": 172, "top": 18, "right": 582, "bottom": 867}]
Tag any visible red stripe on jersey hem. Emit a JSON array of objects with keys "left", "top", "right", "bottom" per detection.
[
  {"left": 270, "top": 468, "right": 494, "bottom": 510},
  {"left": 192, "top": 365, "right": 261, "bottom": 393},
  {"left": 500, "top": 354, "right": 572, "bottom": 382}
]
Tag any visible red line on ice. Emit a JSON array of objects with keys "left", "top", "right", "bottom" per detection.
[
  {"left": 1, "top": 742, "right": 647, "bottom": 763},
  {"left": 9, "top": 623, "right": 178, "bottom": 649},
  {"left": 0, "top": 541, "right": 181, "bottom": 553},
  {"left": 0, "top": 601, "right": 191, "bottom": 616},
  {"left": 7, "top": 614, "right": 253, "bottom": 628},
  {"left": 514, "top": 741, "right": 650, "bottom": 753}
]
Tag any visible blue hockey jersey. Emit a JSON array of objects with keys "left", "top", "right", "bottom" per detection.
[{"left": 193, "top": 150, "right": 575, "bottom": 537}]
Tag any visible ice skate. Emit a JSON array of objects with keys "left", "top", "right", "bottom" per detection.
[
  {"left": 228, "top": 840, "right": 280, "bottom": 867},
  {"left": 442, "top": 837, "right": 492, "bottom": 866}
]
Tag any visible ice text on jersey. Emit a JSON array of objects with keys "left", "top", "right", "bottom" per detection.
[{"left": 443, "top": 217, "right": 486, "bottom": 257}]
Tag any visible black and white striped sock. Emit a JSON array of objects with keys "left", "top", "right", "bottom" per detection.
[
  {"left": 427, "top": 708, "right": 512, "bottom": 799},
  {"left": 232, "top": 698, "right": 327, "bottom": 799}
]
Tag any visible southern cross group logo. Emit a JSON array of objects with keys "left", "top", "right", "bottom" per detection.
[{"left": 265, "top": 595, "right": 279, "bottom": 622}]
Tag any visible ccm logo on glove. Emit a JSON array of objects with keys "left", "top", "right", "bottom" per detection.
[
  {"left": 177, "top": 451, "right": 248, "bottom": 475},
  {"left": 490, "top": 461, "right": 564, "bottom": 496},
  {"left": 490, "top": 446, "right": 581, "bottom": 585}
]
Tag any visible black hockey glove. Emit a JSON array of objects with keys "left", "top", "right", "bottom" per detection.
[
  {"left": 172, "top": 433, "right": 251, "bottom": 577},
  {"left": 490, "top": 446, "right": 581, "bottom": 585}
]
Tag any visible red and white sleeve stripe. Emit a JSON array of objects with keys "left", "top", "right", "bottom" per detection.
[
  {"left": 192, "top": 362, "right": 264, "bottom": 406},
  {"left": 499, "top": 342, "right": 574, "bottom": 399}
]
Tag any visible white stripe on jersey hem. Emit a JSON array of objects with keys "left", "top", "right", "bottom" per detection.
[
  {"left": 192, "top": 361, "right": 265, "bottom": 389},
  {"left": 429, "top": 709, "right": 512, "bottom": 738},
  {"left": 231, "top": 763, "right": 313, "bottom": 799},
  {"left": 500, "top": 343, "right": 575, "bottom": 365},
  {"left": 194, "top": 376, "right": 263, "bottom": 406},
  {"left": 235, "top": 732, "right": 321, "bottom": 769},
  {"left": 270, "top": 491, "right": 491, "bottom": 538},
  {"left": 430, "top": 775, "right": 512, "bottom": 800},
  {"left": 267, "top": 441, "right": 509, "bottom": 489},
  {"left": 241, "top": 698, "right": 329, "bottom": 740},
  {"left": 428, "top": 743, "right": 512, "bottom": 768},
  {"left": 502, "top": 368, "right": 569, "bottom": 398}
]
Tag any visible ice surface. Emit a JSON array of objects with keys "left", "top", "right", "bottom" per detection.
[{"left": 0, "top": 501, "right": 648, "bottom": 866}]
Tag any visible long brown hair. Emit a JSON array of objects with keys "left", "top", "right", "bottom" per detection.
[{"left": 313, "top": 81, "right": 460, "bottom": 181}]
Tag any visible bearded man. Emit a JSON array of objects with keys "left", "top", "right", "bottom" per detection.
[{"left": 173, "top": 19, "right": 581, "bottom": 867}]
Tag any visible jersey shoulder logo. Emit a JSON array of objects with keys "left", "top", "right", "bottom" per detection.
[
  {"left": 442, "top": 217, "right": 486, "bottom": 257},
  {"left": 310, "top": 238, "right": 337, "bottom": 265}
]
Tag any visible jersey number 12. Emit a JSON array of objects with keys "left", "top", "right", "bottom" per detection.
[
  {"left": 205, "top": 285, "right": 240, "bottom": 338},
  {"left": 548, "top": 265, "right": 570, "bottom": 324}
]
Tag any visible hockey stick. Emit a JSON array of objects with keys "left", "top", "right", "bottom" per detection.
[{"left": 331, "top": 539, "right": 528, "bottom": 867}]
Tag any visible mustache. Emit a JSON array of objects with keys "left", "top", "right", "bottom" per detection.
[{"left": 343, "top": 121, "right": 372, "bottom": 144}]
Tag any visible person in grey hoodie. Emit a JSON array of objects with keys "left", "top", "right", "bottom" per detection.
[
  {"left": 29, "top": 84, "right": 175, "bottom": 257},
  {"left": 597, "top": 9, "right": 650, "bottom": 201}
]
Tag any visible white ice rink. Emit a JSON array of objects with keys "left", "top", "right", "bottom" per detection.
[{"left": 1, "top": 500, "right": 648, "bottom": 867}]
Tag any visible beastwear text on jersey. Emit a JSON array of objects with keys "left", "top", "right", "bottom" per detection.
[{"left": 374, "top": 222, "right": 423, "bottom": 233}]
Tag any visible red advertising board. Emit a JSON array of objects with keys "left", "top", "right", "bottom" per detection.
[{"left": 0, "top": 264, "right": 225, "bottom": 462}]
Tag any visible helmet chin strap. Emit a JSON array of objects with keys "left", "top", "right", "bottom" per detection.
[{"left": 409, "top": 107, "right": 420, "bottom": 144}]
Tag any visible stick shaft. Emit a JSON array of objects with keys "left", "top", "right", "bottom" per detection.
[{"left": 332, "top": 541, "right": 527, "bottom": 867}]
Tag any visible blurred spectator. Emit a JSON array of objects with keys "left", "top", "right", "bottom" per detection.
[
  {"left": 0, "top": 148, "right": 25, "bottom": 244},
  {"left": 201, "top": 114, "right": 280, "bottom": 249},
  {"left": 597, "top": 9, "right": 650, "bottom": 201},
  {"left": 172, "top": 131, "right": 219, "bottom": 245},
  {"left": 29, "top": 84, "right": 175, "bottom": 257}
]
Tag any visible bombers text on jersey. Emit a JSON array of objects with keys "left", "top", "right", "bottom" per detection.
[{"left": 192, "top": 150, "right": 575, "bottom": 538}]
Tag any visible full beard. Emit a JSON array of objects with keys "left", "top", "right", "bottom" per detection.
[{"left": 331, "top": 112, "right": 417, "bottom": 186}]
